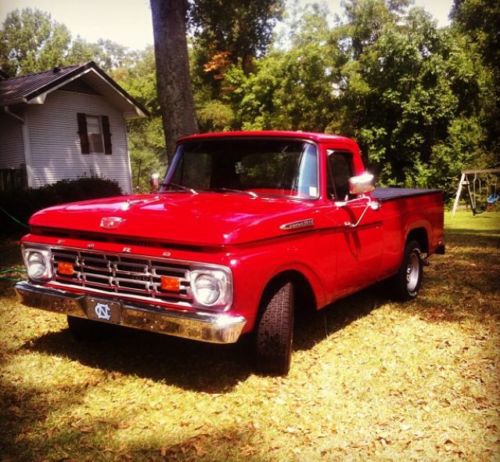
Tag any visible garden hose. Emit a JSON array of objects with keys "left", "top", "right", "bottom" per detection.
[
  {"left": 0, "top": 266, "right": 25, "bottom": 282},
  {"left": 0, "top": 206, "right": 29, "bottom": 229}
]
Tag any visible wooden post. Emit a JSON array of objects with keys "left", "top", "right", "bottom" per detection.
[{"left": 452, "top": 173, "right": 466, "bottom": 216}]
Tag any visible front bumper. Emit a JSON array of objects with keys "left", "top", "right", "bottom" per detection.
[{"left": 15, "top": 281, "right": 246, "bottom": 344}]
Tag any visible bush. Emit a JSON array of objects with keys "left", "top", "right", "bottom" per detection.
[{"left": 0, "top": 177, "right": 122, "bottom": 235}]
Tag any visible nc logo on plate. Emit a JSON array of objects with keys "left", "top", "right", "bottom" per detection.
[{"left": 94, "top": 303, "right": 112, "bottom": 320}]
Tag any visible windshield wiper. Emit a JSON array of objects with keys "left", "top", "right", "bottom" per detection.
[
  {"left": 161, "top": 182, "right": 198, "bottom": 195},
  {"left": 211, "top": 188, "right": 258, "bottom": 198}
]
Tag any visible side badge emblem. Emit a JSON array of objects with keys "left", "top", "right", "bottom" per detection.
[
  {"left": 280, "top": 218, "right": 315, "bottom": 231},
  {"left": 100, "top": 216, "right": 124, "bottom": 229}
]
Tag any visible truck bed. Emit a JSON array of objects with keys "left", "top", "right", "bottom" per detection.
[{"left": 373, "top": 187, "right": 442, "bottom": 202}]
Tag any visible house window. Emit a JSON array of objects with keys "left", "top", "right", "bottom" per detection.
[
  {"left": 86, "top": 115, "right": 104, "bottom": 153},
  {"left": 77, "top": 113, "right": 112, "bottom": 154}
]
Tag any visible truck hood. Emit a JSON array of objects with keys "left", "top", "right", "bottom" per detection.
[{"left": 29, "top": 193, "right": 319, "bottom": 247}]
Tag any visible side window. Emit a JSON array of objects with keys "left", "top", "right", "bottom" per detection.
[
  {"left": 77, "top": 113, "right": 112, "bottom": 154},
  {"left": 327, "top": 150, "right": 353, "bottom": 200}
]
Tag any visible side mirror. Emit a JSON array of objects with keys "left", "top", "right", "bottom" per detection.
[
  {"left": 349, "top": 172, "right": 375, "bottom": 196},
  {"left": 150, "top": 173, "right": 160, "bottom": 193}
]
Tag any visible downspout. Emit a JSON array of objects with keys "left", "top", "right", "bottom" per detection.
[
  {"left": 3, "top": 106, "right": 34, "bottom": 188},
  {"left": 123, "top": 115, "right": 134, "bottom": 194},
  {"left": 4, "top": 106, "right": 24, "bottom": 123}
]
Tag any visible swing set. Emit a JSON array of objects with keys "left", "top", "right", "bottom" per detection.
[{"left": 452, "top": 168, "right": 500, "bottom": 216}]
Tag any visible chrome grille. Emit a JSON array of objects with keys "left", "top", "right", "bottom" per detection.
[{"left": 51, "top": 248, "right": 192, "bottom": 304}]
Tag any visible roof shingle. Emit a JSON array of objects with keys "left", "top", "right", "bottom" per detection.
[
  {"left": 0, "top": 62, "right": 148, "bottom": 118},
  {"left": 0, "top": 64, "right": 82, "bottom": 106}
]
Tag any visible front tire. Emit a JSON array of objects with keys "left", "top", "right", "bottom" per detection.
[
  {"left": 255, "top": 281, "right": 294, "bottom": 375},
  {"left": 392, "top": 240, "right": 423, "bottom": 301}
]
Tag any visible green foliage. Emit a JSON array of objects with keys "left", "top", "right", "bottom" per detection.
[
  {"left": 0, "top": 8, "right": 71, "bottom": 76},
  {"left": 0, "top": 177, "right": 122, "bottom": 235},
  {"left": 189, "top": 0, "right": 284, "bottom": 68},
  {"left": 1, "top": 2, "right": 497, "bottom": 201},
  {"left": 451, "top": 0, "right": 500, "bottom": 157},
  {"left": 221, "top": 0, "right": 492, "bottom": 199},
  {"left": 112, "top": 47, "right": 166, "bottom": 191},
  {"left": 197, "top": 100, "right": 235, "bottom": 131},
  {"left": 0, "top": 8, "right": 138, "bottom": 76},
  {"left": 189, "top": 0, "right": 285, "bottom": 128},
  {"left": 339, "top": 5, "right": 491, "bottom": 195}
]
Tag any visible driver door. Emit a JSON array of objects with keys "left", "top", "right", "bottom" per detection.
[{"left": 325, "top": 150, "right": 383, "bottom": 297}]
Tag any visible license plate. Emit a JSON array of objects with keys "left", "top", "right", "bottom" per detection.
[{"left": 86, "top": 297, "right": 121, "bottom": 324}]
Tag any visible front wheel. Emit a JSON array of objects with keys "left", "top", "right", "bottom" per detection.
[
  {"left": 392, "top": 240, "right": 423, "bottom": 301},
  {"left": 255, "top": 281, "right": 294, "bottom": 375}
]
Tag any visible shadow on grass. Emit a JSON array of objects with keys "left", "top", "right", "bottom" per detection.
[
  {"left": 0, "top": 376, "right": 269, "bottom": 462},
  {"left": 1, "top": 376, "right": 265, "bottom": 462},
  {"left": 294, "top": 281, "right": 388, "bottom": 351},
  {"left": 0, "top": 377, "right": 90, "bottom": 461},
  {"left": 445, "top": 229, "right": 500, "bottom": 249},
  {"left": 24, "top": 326, "right": 253, "bottom": 393},
  {"left": 130, "top": 426, "right": 269, "bottom": 461},
  {"left": 21, "top": 284, "right": 389, "bottom": 392},
  {"left": 393, "top": 231, "right": 499, "bottom": 323}
]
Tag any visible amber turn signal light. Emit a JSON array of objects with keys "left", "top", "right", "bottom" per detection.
[
  {"left": 57, "top": 261, "right": 74, "bottom": 276},
  {"left": 160, "top": 276, "right": 180, "bottom": 292}
]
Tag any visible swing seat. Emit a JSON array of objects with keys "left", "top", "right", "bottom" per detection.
[{"left": 487, "top": 192, "right": 499, "bottom": 204}]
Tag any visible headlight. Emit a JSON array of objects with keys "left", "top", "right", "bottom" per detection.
[
  {"left": 190, "top": 268, "right": 232, "bottom": 308},
  {"left": 23, "top": 248, "right": 52, "bottom": 281}
]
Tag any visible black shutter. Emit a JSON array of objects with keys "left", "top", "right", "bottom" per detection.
[
  {"left": 102, "top": 115, "right": 112, "bottom": 154},
  {"left": 77, "top": 113, "right": 89, "bottom": 154}
]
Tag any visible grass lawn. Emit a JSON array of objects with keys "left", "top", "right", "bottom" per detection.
[{"left": 0, "top": 210, "right": 499, "bottom": 461}]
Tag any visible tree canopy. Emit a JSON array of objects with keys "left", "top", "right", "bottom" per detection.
[
  {"left": 0, "top": 8, "right": 136, "bottom": 76},
  {"left": 216, "top": 0, "right": 495, "bottom": 196},
  {"left": 1, "top": 1, "right": 497, "bottom": 197}
]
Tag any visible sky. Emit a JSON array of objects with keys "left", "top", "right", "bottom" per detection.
[{"left": 0, "top": 0, "right": 454, "bottom": 51}]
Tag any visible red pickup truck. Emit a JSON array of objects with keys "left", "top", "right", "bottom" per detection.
[{"left": 16, "top": 131, "right": 445, "bottom": 374}]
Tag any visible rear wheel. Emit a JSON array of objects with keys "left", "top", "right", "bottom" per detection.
[
  {"left": 255, "top": 281, "right": 294, "bottom": 375},
  {"left": 67, "top": 316, "right": 113, "bottom": 341},
  {"left": 392, "top": 240, "right": 423, "bottom": 301}
]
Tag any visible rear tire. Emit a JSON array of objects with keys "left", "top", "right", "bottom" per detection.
[
  {"left": 67, "top": 316, "right": 112, "bottom": 341},
  {"left": 392, "top": 240, "right": 423, "bottom": 301},
  {"left": 255, "top": 281, "right": 294, "bottom": 375}
]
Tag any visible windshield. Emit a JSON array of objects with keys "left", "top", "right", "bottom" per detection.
[{"left": 164, "top": 138, "right": 319, "bottom": 199}]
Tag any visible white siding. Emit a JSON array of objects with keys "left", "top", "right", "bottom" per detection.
[
  {"left": 0, "top": 112, "right": 25, "bottom": 169},
  {"left": 26, "top": 90, "right": 132, "bottom": 193}
]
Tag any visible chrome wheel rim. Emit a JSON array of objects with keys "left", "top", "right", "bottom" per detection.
[{"left": 406, "top": 252, "right": 420, "bottom": 292}]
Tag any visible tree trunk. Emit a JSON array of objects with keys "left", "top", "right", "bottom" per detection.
[{"left": 150, "top": 0, "right": 198, "bottom": 163}]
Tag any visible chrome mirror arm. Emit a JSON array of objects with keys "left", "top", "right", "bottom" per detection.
[{"left": 339, "top": 196, "right": 381, "bottom": 228}]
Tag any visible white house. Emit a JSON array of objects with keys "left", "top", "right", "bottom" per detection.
[{"left": 0, "top": 62, "right": 148, "bottom": 194}]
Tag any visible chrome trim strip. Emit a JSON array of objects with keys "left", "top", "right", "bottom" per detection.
[
  {"left": 15, "top": 281, "right": 246, "bottom": 344},
  {"left": 47, "top": 281, "right": 193, "bottom": 307}
]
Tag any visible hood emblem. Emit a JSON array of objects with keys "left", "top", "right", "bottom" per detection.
[
  {"left": 280, "top": 218, "right": 315, "bottom": 231},
  {"left": 100, "top": 216, "right": 124, "bottom": 229}
]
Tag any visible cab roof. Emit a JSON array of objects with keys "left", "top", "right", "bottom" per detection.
[{"left": 178, "top": 130, "right": 357, "bottom": 146}]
